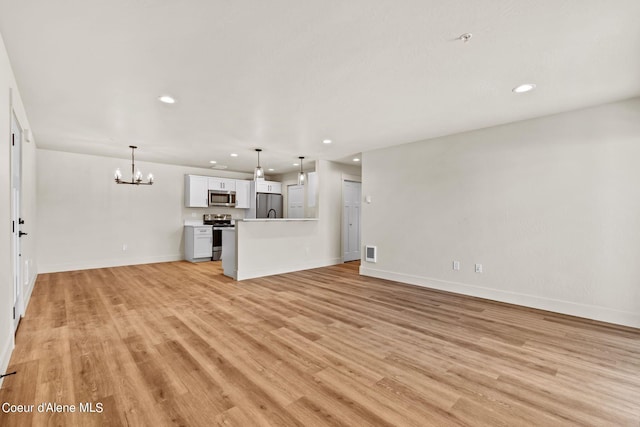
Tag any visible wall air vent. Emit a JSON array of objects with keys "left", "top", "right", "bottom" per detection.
[{"left": 365, "top": 245, "right": 377, "bottom": 263}]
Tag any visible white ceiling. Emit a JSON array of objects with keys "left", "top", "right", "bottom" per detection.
[{"left": 1, "top": 0, "right": 639, "bottom": 174}]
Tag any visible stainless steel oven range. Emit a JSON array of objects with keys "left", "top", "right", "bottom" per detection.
[{"left": 203, "top": 214, "right": 234, "bottom": 261}]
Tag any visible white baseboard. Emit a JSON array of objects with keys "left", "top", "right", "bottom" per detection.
[
  {"left": 24, "top": 272, "right": 37, "bottom": 311},
  {"left": 360, "top": 266, "right": 640, "bottom": 329},
  {"left": 0, "top": 334, "right": 14, "bottom": 389},
  {"left": 237, "top": 257, "right": 343, "bottom": 281},
  {"left": 38, "top": 254, "right": 184, "bottom": 274}
]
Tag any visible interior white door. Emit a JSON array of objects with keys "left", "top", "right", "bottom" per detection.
[
  {"left": 11, "top": 112, "right": 23, "bottom": 332},
  {"left": 342, "top": 180, "right": 361, "bottom": 262},
  {"left": 287, "top": 185, "right": 304, "bottom": 218}
]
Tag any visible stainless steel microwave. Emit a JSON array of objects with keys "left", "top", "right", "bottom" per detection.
[{"left": 208, "top": 190, "right": 236, "bottom": 207}]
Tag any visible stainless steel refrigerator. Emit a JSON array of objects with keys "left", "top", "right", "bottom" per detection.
[{"left": 256, "top": 193, "right": 283, "bottom": 218}]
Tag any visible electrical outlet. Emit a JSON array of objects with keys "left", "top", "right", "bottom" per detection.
[
  {"left": 453, "top": 261, "right": 460, "bottom": 271},
  {"left": 475, "top": 263, "right": 482, "bottom": 273}
]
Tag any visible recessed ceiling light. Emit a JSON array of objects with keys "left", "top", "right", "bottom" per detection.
[
  {"left": 353, "top": 158, "right": 360, "bottom": 162},
  {"left": 268, "top": 168, "right": 274, "bottom": 172},
  {"left": 158, "top": 95, "right": 175, "bottom": 104},
  {"left": 322, "top": 139, "right": 332, "bottom": 144},
  {"left": 209, "top": 160, "right": 217, "bottom": 164},
  {"left": 512, "top": 83, "right": 536, "bottom": 93},
  {"left": 293, "top": 163, "right": 299, "bottom": 166},
  {"left": 230, "top": 153, "right": 238, "bottom": 157}
]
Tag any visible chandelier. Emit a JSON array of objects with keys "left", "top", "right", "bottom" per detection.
[{"left": 114, "top": 145, "right": 154, "bottom": 185}]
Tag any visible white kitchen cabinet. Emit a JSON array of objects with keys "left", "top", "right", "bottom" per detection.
[
  {"left": 256, "top": 180, "right": 282, "bottom": 194},
  {"left": 184, "top": 175, "right": 209, "bottom": 207},
  {"left": 208, "top": 177, "right": 236, "bottom": 192},
  {"left": 235, "top": 180, "right": 251, "bottom": 209},
  {"left": 184, "top": 226, "right": 213, "bottom": 262},
  {"left": 287, "top": 185, "right": 304, "bottom": 218}
]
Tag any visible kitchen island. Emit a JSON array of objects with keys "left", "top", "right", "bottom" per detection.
[
  {"left": 221, "top": 228, "right": 237, "bottom": 279},
  {"left": 240, "top": 218, "right": 319, "bottom": 222},
  {"left": 221, "top": 218, "right": 335, "bottom": 280}
]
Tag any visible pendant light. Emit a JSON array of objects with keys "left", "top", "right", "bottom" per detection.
[
  {"left": 297, "top": 156, "right": 305, "bottom": 185},
  {"left": 254, "top": 148, "right": 264, "bottom": 180},
  {"left": 114, "top": 146, "right": 153, "bottom": 185}
]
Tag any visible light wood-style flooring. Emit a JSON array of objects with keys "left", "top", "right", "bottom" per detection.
[{"left": 1, "top": 261, "right": 639, "bottom": 426}]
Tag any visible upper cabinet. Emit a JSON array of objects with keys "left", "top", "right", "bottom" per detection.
[
  {"left": 185, "top": 175, "right": 209, "bottom": 207},
  {"left": 235, "top": 180, "right": 251, "bottom": 209},
  {"left": 256, "top": 180, "right": 282, "bottom": 194},
  {"left": 185, "top": 174, "right": 252, "bottom": 208},
  {"left": 208, "top": 177, "right": 236, "bottom": 192}
]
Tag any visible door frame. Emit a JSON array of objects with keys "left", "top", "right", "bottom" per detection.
[
  {"left": 10, "top": 108, "right": 24, "bottom": 332},
  {"left": 341, "top": 176, "right": 362, "bottom": 263}
]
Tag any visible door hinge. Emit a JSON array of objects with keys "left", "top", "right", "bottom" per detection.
[
  {"left": 12, "top": 220, "right": 15, "bottom": 233},
  {"left": 13, "top": 307, "right": 15, "bottom": 320},
  {"left": 12, "top": 133, "right": 15, "bottom": 146}
]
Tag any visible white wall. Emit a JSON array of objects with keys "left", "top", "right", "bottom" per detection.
[
  {"left": 236, "top": 160, "right": 360, "bottom": 280},
  {"left": 37, "top": 149, "right": 252, "bottom": 273},
  {"left": 361, "top": 98, "right": 640, "bottom": 328},
  {"left": 0, "top": 32, "right": 37, "bottom": 386}
]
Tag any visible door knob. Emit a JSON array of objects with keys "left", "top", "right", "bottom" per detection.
[{"left": 19, "top": 231, "right": 28, "bottom": 237}]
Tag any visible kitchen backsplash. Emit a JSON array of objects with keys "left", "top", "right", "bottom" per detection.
[{"left": 182, "top": 206, "right": 244, "bottom": 225}]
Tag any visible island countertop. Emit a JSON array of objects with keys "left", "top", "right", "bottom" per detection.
[{"left": 238, "top": 218, "right": 318, "bottom": 222}]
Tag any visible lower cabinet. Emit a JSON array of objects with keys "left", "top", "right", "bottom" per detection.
[{"left": 184, "top": 226, "right": 212, "bottom": 262}]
